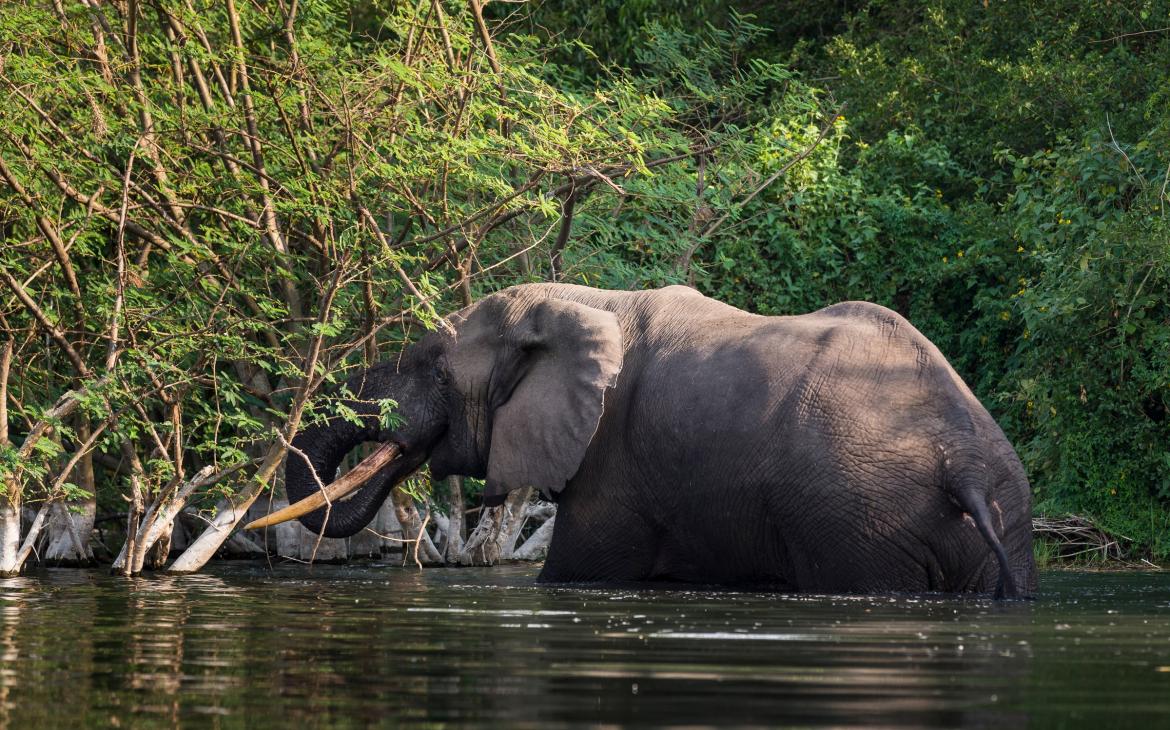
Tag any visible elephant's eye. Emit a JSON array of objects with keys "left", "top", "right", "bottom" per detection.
[{"left": 432, "top": 361, "right": 450, "bottom": 385}]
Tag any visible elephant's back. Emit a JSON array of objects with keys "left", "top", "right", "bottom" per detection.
[
  {"left": 771, "top": 302, "right": 1035, "bottom": 593},
  {"left": 778, "top": 300, "right": 987, "bottom": 429}
]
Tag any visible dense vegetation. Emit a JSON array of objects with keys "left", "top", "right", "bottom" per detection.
[{"left": 1, "top": 0, "right": 1167, "bottom": 571}]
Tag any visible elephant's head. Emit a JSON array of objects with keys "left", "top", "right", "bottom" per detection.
[{"left": 248, "top": 287, "right": 624, "bottom": 537}]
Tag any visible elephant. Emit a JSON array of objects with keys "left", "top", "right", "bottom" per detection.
[{"left": 249, "top": 284, "right": 1036, "bottom": 597}]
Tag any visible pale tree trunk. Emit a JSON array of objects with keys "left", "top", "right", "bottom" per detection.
[
  {"left": 168, "top": 442, "right": 285, "bottom": 573},
  {"left": 296, "top": 525, "right": 348, "bottom": 563},
  {"left": 391, "top": 487, "right": 443, "bottom": 565},
  {"left": 348, "top": 500, "right": 404, "bottom": 559},
  {"left": 458, "top": 503, "right": 503, "bottom": 565},
  {"left": 458, "top": 487, "right": 533, "bottom": 565},
  {"left": 148, "top": 519, "right": 174, "bottom": 569},
  {"left": 44, "top": 420, "right": 97, "bottom": 566},
  {"left": 513, "top": 514, "right": 555, "bottom": 560},
  {"left": 0, "top": 502, "right": 20, "bottom": 576},
  {"left": 111, "top": 464, "right": 223, "bottom": 574},
  {"left": 174, "top": 511, "right": 266, "bottom": 559},
  {"left": 442, "top": 476, "right": 465, "bottom": 561},
  {"left": 0, "top": 374, "right": 103, "bottom": 575},
  {"left": 43, "top": 500, "right": 96, "bottom": 566},
  {"left": 0, "top": 340, "right": 18, "bottom": 574},
  {"left": 119, "top": 443, "right": 147, "bottom": 577},
  {"left": 496, "top": 487, "right": 534, "bottom": 559}
]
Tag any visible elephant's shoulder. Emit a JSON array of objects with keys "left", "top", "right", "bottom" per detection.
[
  {"left": 797, "top": 301, "right": 943, "bottom": 367},
  {"left": 807, "top": 301, "right": 923, "bottom": 339},
  {"left": 813, "top": 300, "right": 905, "bottom": 324}
]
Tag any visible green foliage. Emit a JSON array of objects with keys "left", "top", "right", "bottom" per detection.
[
  {"left": 0, "top": 0, "right": 797, "bottom": 550},
  {"left": 3, "top": 0, "right": 1168, "bottom": 563}
]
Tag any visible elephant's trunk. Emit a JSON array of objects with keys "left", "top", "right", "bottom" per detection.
[{"left": 280, "top": 404, "right": 402, "bottom": 538}]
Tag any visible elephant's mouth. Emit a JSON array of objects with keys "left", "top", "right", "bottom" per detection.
[{"left": 243, "top": 441, "right": 405, "bottom": 530}]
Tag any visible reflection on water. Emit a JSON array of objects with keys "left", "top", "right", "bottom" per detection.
[{"left": 0, "top": 566, "right": 1168, "bottom": 727}]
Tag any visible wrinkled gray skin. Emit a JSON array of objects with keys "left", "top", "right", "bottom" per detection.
[{"left": 287, "top": 284, "right": 1036, "bottom": 597}]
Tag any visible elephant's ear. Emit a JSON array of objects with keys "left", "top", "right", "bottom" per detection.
[{"left": 483, "top": 298, "right": 623, "bottom": 505}]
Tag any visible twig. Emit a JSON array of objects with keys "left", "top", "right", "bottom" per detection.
[
  {"left": 1091, "top": 26, "right": 1170, "bottom": 43},
  {"left": 1106, "top": 113, "right": 1147, "bottom": 189},
  {"left": 274, "top": 429, "right": 332, "bottom": 567},
  {"left": 413, "top": 509, "right": 430, "bottom": 570}
]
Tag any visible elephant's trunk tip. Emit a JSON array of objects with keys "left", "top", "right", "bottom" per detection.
[{"left": 244, "top": 442, "right": 402, "bottom": 530}]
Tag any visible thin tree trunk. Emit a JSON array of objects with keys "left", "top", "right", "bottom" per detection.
[
  {"left": 119, "top": 443, "right": 147, "bottom": 577},
  {"left": 44, "top": 420, "right": 97, "bottom": 565},
  {"left": 458, "top": 487, "right": 532, "bottom": 565},
  {"left": 168, "top": 441, "right": 286, "bottom": 573},
  {"left": 496, "top": 487, "right": 533, "bottom": 559},
  {"left": 443, "top": 476, "right": 465, "bottom": 561},
  {"left": 0, "top": 340, "right": 18, "bottom": 574},
  {"left": 44, "top": 500, "right": 96, "bottom": 566},
  {"left": 459, "top": 505, "right": 502, "bottom": 566},
  {"left": 513, "top": 514, "right": 555, "bottom": 560},
  {"left": 0, "top": 502, "right": 20, "bottom": 576},
  {"left": 0, "top": 377, "right": 102, "bottom": 576},
  {"left": 148, "top": 518, "right": 174, "bottom": 568},
  {"left": 391, "top": 487, "right": 443, "bottom": 565}
]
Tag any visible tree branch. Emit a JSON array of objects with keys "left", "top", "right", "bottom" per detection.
[
  {"left": 0, "top": 267, "right": 90, "bottom": 377},
  {"left": 678, "top": 105, "right": 844, "bottom": 277}
]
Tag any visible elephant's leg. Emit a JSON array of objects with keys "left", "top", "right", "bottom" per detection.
[{"left": 536, "top": 489, "right": 658, "bottom": 583}]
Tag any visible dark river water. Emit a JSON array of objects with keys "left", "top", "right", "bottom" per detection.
[{"left": 0, "top": 565, "right": 1168, "bottom": 728}]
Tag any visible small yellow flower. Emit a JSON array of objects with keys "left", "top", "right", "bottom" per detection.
[
  {"left": 957, "top": 250, "right": 964, "bottom": 258},
  {"left": 1017, "top": 246, "right": 1025, "bottom": 253},
  {"left": 1000, "top": 311, "right": 1011, "bottom": 321},
  {"left": 942, "top": 256, "right": 949, "bottom": 263}
]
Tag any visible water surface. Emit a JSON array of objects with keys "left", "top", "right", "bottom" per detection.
[{"left": 1, "top": 565, "right": 1168, "bottom": 727}]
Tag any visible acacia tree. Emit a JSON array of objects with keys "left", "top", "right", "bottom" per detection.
[{"left": 0, "top": 1, "right": 813, "bottom": 574}]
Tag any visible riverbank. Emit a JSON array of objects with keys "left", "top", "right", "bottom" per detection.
[{"left": 1033, "top": 514, "right": 1165, "bottom": 571}]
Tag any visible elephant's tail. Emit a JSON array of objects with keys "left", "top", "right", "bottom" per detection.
[{"left": 940, "top": 446, "right": 1020, "bottom": 600}]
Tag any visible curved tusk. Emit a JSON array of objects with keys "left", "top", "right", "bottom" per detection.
[{"left": 244, "top": 442, "right": 402, "bottom": 530}]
